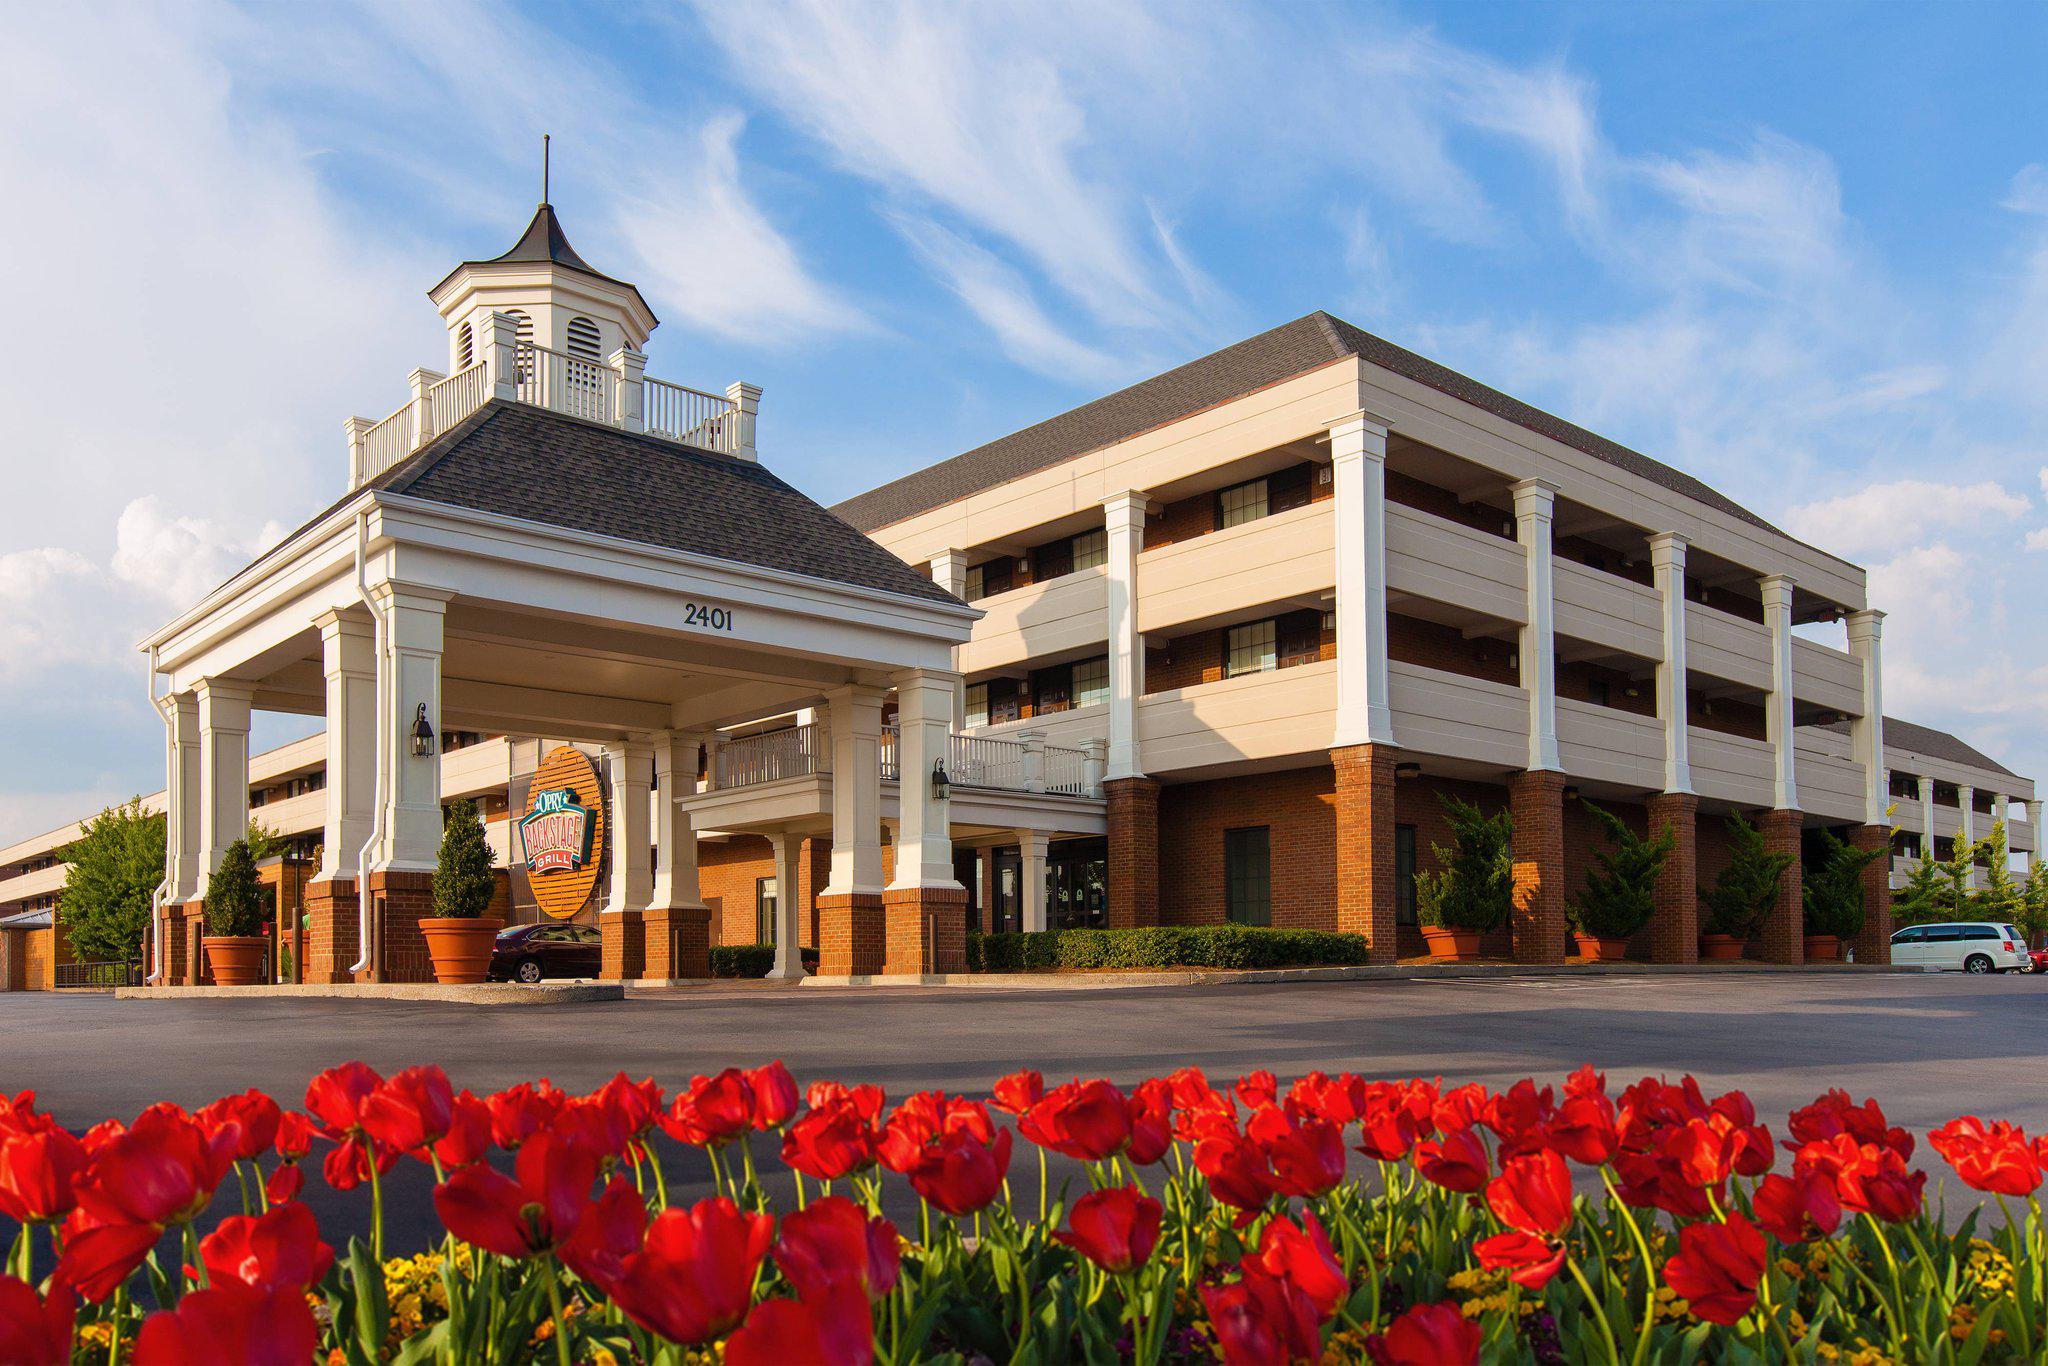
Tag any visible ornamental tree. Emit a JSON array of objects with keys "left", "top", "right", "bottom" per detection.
[
  {"left": 432, "top": 799, "right": 497, "bottom": 920},
  {"left": 1415, "top": 795, "right": 1512, "bottom": 933},
  {"left": 203, "top": 839, "right": 265, "bottom": 938},
  {"left": 1801, "top": 828, "right": 1884, "bottom": 940},
  {"left": 1699, "top": 812, "right": 1794, "bottom": 938},
  {"left": 1567, "top": 802, "right": 1674, "bottom": 940},
  {"left": 1892, "top": 857, "right": 1951, "bottom": 927},
  {"left": 56, "top": 798, "right": 165, "bottom": 963},
  {"left": 1973, "top": 823, "right": 2023, "bottom": 926}
]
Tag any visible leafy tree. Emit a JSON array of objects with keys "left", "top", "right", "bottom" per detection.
[
  {"left": 1803, "top": 828, "right": 1885, "bottom": 940},
  {"left": 202, "top": 839, "right": 265, "bottom": 938},
  {"left": 1699, "top": 812, "right": 1795, "bottom": 938},
  {"left": 245, "top": 819, "right": 286, "bottom": 861},
  {"left": 1568, "top": 802, "right": 1675, "bottom": 939},
  {"left": 1415, "top": 795, "right": 1513, "bottom": 933},
  {"left": 432, "top": 799, "right": 498, "bottom": 919},
  {"left": 1973, "top": 822, "right": 2023, "bottom": 925},
  {"left": 1892, "top": 856, "right": 1952, "bottom": 926},
  {"left": 56, "top": 799, "right": 165, "bottom": 963},
  {"left": 2018, "top": 859, "right": 2048, "bottom": 949}
]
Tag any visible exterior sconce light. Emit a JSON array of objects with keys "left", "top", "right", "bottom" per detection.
[
  {"left": 1563, "top": 785, "right": 1581, "bottom": 801},
  {"left": 931, "top": 761, "right": 951, "bottom": 801},
  {"left": 409, "top": 703, "right": 436, "bottom": 758},
  {"left": 1393, "top": 761, "right": 1422, "bottom": 780}
]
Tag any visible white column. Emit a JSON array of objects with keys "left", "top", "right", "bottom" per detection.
[
  {"left": 612, "top": 348, "right": 646, "bottom": 433},
  {"left": 315, "top": 609, "right": 377, "bottom": 880},
  {"left": 1104, "top": 491, "right": 1150, "bottom": 779},
  {"left": 373, "top": 583, "right": 450, "bottom": 870},
  {"left": 482, "top": 312, "right": 520, "bottom": 401},
  {"left": 652, "top": 733, "right": 707, "bottom": 909},
  {"left": 2028, "top": 800, "right": 2042, "bottom": 871},
  {"left": 823, "top": 683, "right": 886, "bottom": 896},
  {"left": 194, "top": 679, "right": 254, "bottom": 889},
  {"left": 158, "top": 692, "right": 201, "bottom": 900},
  {"left": 931, "top": 550, "right": 970, "bottom": 729},
  {"left": 1760, "top": 574, "right": 1799, "bottom": 811},
  {"left": 1960, "top": 784, "right": 1978, "bottom": 887},
  {"left": 767, "top": 830, "right": 808, "bottom": 980},
  {"left": 1647, "top": 534, "right": 1692, "bottom": 793},
  {"left": 1082, "top": 738, "right": 1107, "bottom": 797},
  {"left": 408, "top": 367, "right": 444, "bottom": 450},
  {"left": 1845, "top": 610, "right": 1887, "bottom": 827},
  {"left": 1019, "top": 730, "right": 1047, "bottom": 793},
  {"left": 1919, "top": 776, "right": 1936, "bottom": 867},
  {"left": 604, "top": 739, "right": 654, "bottom": 917},
  {"left": 1512, "top": 480, "right": 1562, "bottom": 772},
  {"left": 1330, "top": 412, "right": 1396, "bottom": 748},
  {"left": 1017, "top": 830, "right": 1050, "bottom": 933},
  {"left": 1997, "top": 792, "right": 2013, "bottom": 879},
  {"left": 726, "top": 381, "right": 762, "bottom": 461},
  {"left": 344, "top": 416, "right": 374, "bottom": 491},
  {"left": 889, "top": 669, "right": 961, "bottom": 892}
]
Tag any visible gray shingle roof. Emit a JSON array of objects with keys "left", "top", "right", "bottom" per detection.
[
  {"left": 1870, "top": 717, "right": 2022, "bottom": 780},
  {"left": 371, "top": 401, "right": 962, "bottom": 607},
  {"left": 833, "top": 310, "right": 1787, "bottom": 539}
]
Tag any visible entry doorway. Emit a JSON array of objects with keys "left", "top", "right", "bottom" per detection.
[
  {"left": 990, "top": 849, "right": 1022, "bottom": 935},
  {"left": 1048, "top": 837, "right": 1108, "bottom": 929}
]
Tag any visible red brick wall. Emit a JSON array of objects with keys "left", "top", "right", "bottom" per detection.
[
  {"left": 701, "top": 837, "right": 774, "bottom": 946},
  {"left": 1386, "top": 471, "right": 1512, "bottom": 538},
  {"left": 1159, "top": 767, "right": 1337, "bottom": 928},
  {"left": 1557, "top": 660, "right": 1657, "bottom": 717},
  {"left": 1332, "top": 745, "right": 1397, "bottom": 962},
  {"left": 1388, "top": 614, "right": 1517, "bottom": 686},
  {"left": 1510, "top": 771, "right": 1568, "bottom": 964},
  {"left": 1691, "top": 693, "right": 1767, "bottom": 741},
  {"left": 1399, "top": 775, "right": 1514, "bottom": 958},
  {"left": 1759, "top": 809, "right": 1804, "bottom": 964},
  {"left": 1107, "top": 778, "right": 1161, "bottom": 927}
]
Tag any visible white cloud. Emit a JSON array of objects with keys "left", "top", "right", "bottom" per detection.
[
  {"left": 2003, "top": 164, "right": 2048, "bottom": 217},
  {"left": 0, "top": 548, "right": 119, "bottom": 685},
  {"left": 1784, "top": 480, "right": 2030, "bottom": 560}
]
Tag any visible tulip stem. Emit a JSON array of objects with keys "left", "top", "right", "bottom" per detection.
[
  {"left": 366, "top": 1142, "right": 386, "bottom": 1263},
  {"left": 1599, "top": 1170, "right": 1656, "bottom": 1366},
  {"left": 540, "top": 1255, "right": 573, "bottom": 1366},
  {"left": 1566, "top": 1255, "right": 1623, "bottom": 1366},
  {"left": 646, "top": 1140, "right": 670, "bottom": 1210}
]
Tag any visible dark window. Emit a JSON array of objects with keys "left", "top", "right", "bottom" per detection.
[
  {"left": 1277, "top": 611, "right": 1322, "bottom": 668},
  {"left": 988, "top": 678, "right": 1022, "bottom": 726},
  {"left": 1924, "top": 925, "right": 1963, "bottom": 942},
  {"left": 755, "top": 877, "right": 777, "bottom": 946},
  {"left": 1588, "top": 679, "right": 1610, "bottom": 707},
  {"left": 1395, "top": 824, "right": 1417, "bottom": 926},
  {"left": 1225, "top": 827, "right": 1271, "bottom": 926},
  {"left": 1031, "top": 664, "right": 1073, "bottom": 715},
  {"left": 1961, "top": 925, "right": 2000, "bottom": 941},
  {"left": 1269, "top": 464, "right": 1313, "bottom": 514},
  {"left": 1890, "top": 925, "right": 1925, "bottom": 944},
  {"left": 1033, "top": 540, "right": 1073, "bottom": 582}
]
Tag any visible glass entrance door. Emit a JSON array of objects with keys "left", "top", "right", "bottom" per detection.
[
  {"left": 1047, "top": 838, "right": 1108, "bottom": 929},
  {"left": 991, "top": 849, "right": 1022, "bottom": 935}
]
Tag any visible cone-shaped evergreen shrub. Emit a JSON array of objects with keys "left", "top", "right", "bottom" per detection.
[
  {"left": 202, "top": 838, "right": 265, "bottom": 938},
  {"left": 1567, "top": 802, "right": 1674, "bottom": 939},
  {"left": 433, "top": 799, "right": 498, "bottom": 919},
  {"left": 1699, "top": 812, "right": 1794, "bottom": 937}
]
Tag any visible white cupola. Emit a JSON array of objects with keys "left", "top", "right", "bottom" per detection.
[{"left": 427, "top": 201, "right": 658, "bottom": 376}]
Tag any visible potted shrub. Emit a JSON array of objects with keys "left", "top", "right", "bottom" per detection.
[
  {"left": 1698, "top": 813, "right": 1794, "bottom": 959},
  {"left": 202, "top": 838, "right": 268, "bottom": 986},
  {"left": 420, "top": 800, "right": 503, "bottom": 984},
  {"left": 1416, "top": 796, "right": 1512, "bottom": 960},
  {"left": 1803, "top": 828, "right": 1885, "bottom": 962},
  {"left": 1567, "top": 803, "right": 1673, "bottom": 960}
]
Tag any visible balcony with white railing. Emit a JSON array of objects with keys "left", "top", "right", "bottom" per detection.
[
  {"left": 347, "top": 315, "right": 757, "bottom": 490},
  {"left": 703, "top": 723, "right": 1102, "bottom": 799}
]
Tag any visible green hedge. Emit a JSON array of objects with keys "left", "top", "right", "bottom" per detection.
[
  {"left": 711, "top": 945, "right": 820, "bottom": 978},
  {"left": 966, "top": 924, "right": 1372, "bottom": 972}
]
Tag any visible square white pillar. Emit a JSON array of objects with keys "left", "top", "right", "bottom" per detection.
[
  {"left": 157, "top": 692, "right": 201, "bottom": 900},
  {"left": 1330, "top": 411, "right": 1396, "bottom": 748},
  {"left": 931, "top": 550, "right": 970, "bottom": 730},
  {"left": 315, "top": 609, "right": 378, "bottom": 880},
  {"left": 766, "top": 830, "right": 808, "bottom": 980},
  {"left": 604, "top": 739, "right": 655, "bottom": 916},
  {"left": 1919, "top": 776, "right": 1935, "bottom": 867},
  {"left": 1104, "top": 492, "right": 1151, "bottom": 779},
  {"left": 372, "top": 583, "right": 451, "bottom": 870},
  {"left": 1512, "top": 479, "right": 1562, "bottom": 773},
  {"left": 652, "top": 733, "right": 707, "bottom": 909},
  {"left": 823, "top": 683, "right": 886, "bottom": 896},
  {"left": 1017, "top": 829, "right": 1050, "bottom": 933},
  {"left": 889, "top": 668, "right": 962, "bottom": 891},
  {"left": 194, "top": 678, "right": 254, "bottom": 890},
  {"left": 1845, "top": 610, "right": 1887, "bottom": 827},
  {"left": 1649, "top": 533, "right": 1692, "bottom": 794},
  {"left": 1959, "top": 784, "right": 1978, "bottom": 887},
  {"left": 2028, "top": 801, "right": 2042, "bottom": 871},
  {"left": 1760, "top": 574, "right": 1799, "bottom": 812}
]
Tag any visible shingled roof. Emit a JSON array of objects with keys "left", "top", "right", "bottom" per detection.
[
  {"left": 1861, "top": 716, "right": 2023, "bottom": 780},
  {"left": 364, "top": 401, "right": 962, "bottom": 607},
  {"left": 833, "top": 311, "right": 1785, "bottom": 538}
]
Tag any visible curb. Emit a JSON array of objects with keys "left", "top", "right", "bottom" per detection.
[
  {"left": 115, "top": 982, "right": 624, "bottom": 1005},
  {"left": 799, "top": 962, "right": 1920, "bottom": 991}
]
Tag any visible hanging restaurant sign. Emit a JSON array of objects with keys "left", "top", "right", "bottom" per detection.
[{"left": 516, "top": 746, "right": 606, "bottom": 920}]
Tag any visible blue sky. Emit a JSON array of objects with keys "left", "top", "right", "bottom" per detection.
[{"left": 4, "top": 0, "right": 2048, "bottom": 843}]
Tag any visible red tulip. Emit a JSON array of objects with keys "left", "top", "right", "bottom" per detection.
[
  {"left": 878, "top": 1091, "right": 996, "bottom": 1172},
  {"left": 1795, "top": 1135, "right": 1925, "bottom": 1223},
  {"left": 1247, "top": 1106, "right": 1346, "bottom": 1199},
  {"left": 907, "top": 1127, "right": 1012, "bottom": 1216},
  {"left": 0, "top": 1275, "right": 72, "bottom": 1366},
  {"left": 1288, "top": 1071, "right": 1367, "bottom": 1127},
  {"left": 360, "top": 1065, "right": 455, "bottom": 1156},
  {"left": 1245, "top": 1211, "right": 1346, "bottom": 1317},
  {"left": 75, "top": 1107, "right": 236, "bottom": 1229},
  {"left": 1234, "top": 1069, "right": 1278, "bottom": 1111},
  {"left": 274, "top": 1110, "right": 317, "bottom": 1160},
  {"left": 559, "top": 1177, "right": 648, "bottom": 1290},
  {"left": 1433, "top": 1083, "right": 1493, "bottom": 1133},
  {"left": 51, "top": 1219, "right": 161, "bottom": 1303},
  {"left": 1054, "top": 1185, "right": 1161, "bottom": 1275},
  {"left": 1366, "top": 1300, "right": 1483, "bottom": 1366},
  {"left": 433, "top": 1126, "right": 599, "bottom": 1258},
  {"left": 195, "top": 1090, "right": 282, "bottom": 1163},
  {"left": 1545, "top": 1089, "right": 1619, "bottom": 1166},
  {"left": 608, "top": 1196, "right": 774, "bottom": 1345},
  {"left": 263, "top": 1164, "right": 304, "bottom": 1205},
  {"left": 1413, "top": 1129, "right": 1490, "bottom": 1193},
  {"left": 1201, "top": 1270, "right": 1321, "bottom": 1365},
  {"left": 1929, "top": 1116, "right": 2042, "bottom": 1197},
  {"left": 747, "top": 1061, "right": 801, "bottom": 1131},
  {"left": 1662, "top": 1213, "right": 1765, "bottom": 1325},
  {"left": 1612, "top": 1145, "right": 1713, "bottom": 1219},
  {"left": 991, "top": 1069, "right": 1044, "bottom": 1114},
  {"left": 486, "top": 1080, "right": 566, "bottom": 1150},
  {"left": 1788, "top": 1089, "right": 1913, "bottom": 1160},
  {"left": 199, "top": 1201, "right": 334, "bottom": 1293},
  {"left": 1486, "top": 1149, "right": 1574, "bottom": 1237},
  {"left": 774, "top": 1194, "right": 902, "bottom": 1300},
  {"left": 1193, "top": 1129, "right": 1277, "bottom": 1220},
  {"left": 0, "top": 1127, "right": 88, "bottom": 1223},
  {"left": 1127, "top": 1078, "right": 1175, "bottom": 1166},
  {"left": 1020, "top": 1079, "right": 1132, "bottom": 1161},
  {"left": 303, "top": 1061, "right": 382, "bottom": 1136},
  {"left": 1485, "top": 1079, "right": 1556, "bottom": 1155},
  {"left": 1475, "top": 1229, "right": 1566, "bottom": 1289},
  {"left": 781, "top": 1099, "right": 880, "bottom": 1181},
  {"left": 434, "top": 1091, "right": 495, "bottom": 1170},
  {"left": 1751, "top": 1172, "right": 1841, "bottom": 1245},
  {"left": 660, "top": 1070, "right": 755, "bottom": 1148},
  {"left": 726, "top": 1281, "right": 873, "bottom": 1366},
  {"left": 132, "top": 1280, "right": 318, "bottom": 1366},
  {"left": 1354, "top": 1082, "right": 1427, "bottom": 1162},
  {"left": 321, "top": 1133, "right": 397, "bottom": 1194},
  {"left": 590, "top": 1073, "right": 666, "bottom": 1142}
]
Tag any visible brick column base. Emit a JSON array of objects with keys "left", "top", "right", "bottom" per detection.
[
  {"left": 364, "top": 870, "right": 435, "bottom": 983},
  {"left": 162, "top": 900, "right": 190, "bottom": 986},
  {"left": 182, "top": 901, "right": 212, "bottom": 986},
  {"left": 1106, "top": 778, "right": 1160, "bottom": 927},
  {"left": 817, "top": 892, "right": 885, "bottom": 976},
  {"left": 1758, "top": 809, "right": 1804, "bottom": 964},
  {"left": 601, "top": 910, "right": 646, "bottom": 981},
  {"left": 883, "top": 885, "right": 969, "bottom": 975},
  {"left": 1850, "top": 824, "right": 1893, "bottom": 965},
  {"left": 1331, "top": 744, "right": 1398, "bottom": 963},
  {"left": 1646, "top": 793, "right": 1700, "bottom": 964},
  {"left": 1509, "top": 771, "right": 1568, "bottom": 965},
  {"left": 643, "top": 906, "right": 711, "bottom": 980},
  {"left": 303, "top": 879, "right": 358, "bottom": 985}
]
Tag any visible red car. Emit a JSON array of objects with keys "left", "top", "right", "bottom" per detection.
[{"left": 2031, "top": 945, "right": 2048, "bottom": 974}]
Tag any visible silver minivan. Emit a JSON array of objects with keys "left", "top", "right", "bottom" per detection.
[{"left": 1889, "top": 922, "right": 2031, "bottom": 973}]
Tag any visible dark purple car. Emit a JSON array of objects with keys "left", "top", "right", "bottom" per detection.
[{"left": 487, "top": 922, "right": 601, "bottom": 983}]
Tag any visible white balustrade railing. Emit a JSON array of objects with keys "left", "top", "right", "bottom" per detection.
[
  {"left": 518, "top": 344, "right": 616, "bottom": 422},
  {"left": 880, "top": 725, "right": 900, "bottom": 782},
  {"left": 946, "top": 733, "right": 1026, "bottom": 792},
  {"left": 427, "top": 361, "right": 489, "bottom": 435},
  {"left": 714, "top": 725, "right": 823, "bottom": 788},
  {"left": 645, "top": 378, "right": 737, "bottom": 454},
  {"left": 1043, "top": 744, "right": 1091, "bottom": 795},
  {"left": 361, "top": 404, "right": 415, "bottom": 483}
]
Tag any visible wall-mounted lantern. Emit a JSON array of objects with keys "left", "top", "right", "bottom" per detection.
[
  {"left": 931, "top": 760, "right": 952, "bottom": 802},
  {"left": 410, "top": 703, "right": 436, "bottom": 758}
]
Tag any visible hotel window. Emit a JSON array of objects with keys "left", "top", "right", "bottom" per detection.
[
  {"left": 964, "top": 560, "right": 1012, "bottom": 603},
  {"left": 1070, "top": 528, "right": 1107, "bottom": 572},
  {"left": 1073, "top": 656, "right": 1109, "bottom": 709},
  {"left": 1225, "top": 826, "right": 1271, "bottom": 926},
  {"left": 1225, "top": 619, "right": 1278, "bottom": 678},
  {"left": 1216, "top": 478, "right": 1269, "bottom": 529},
  {"left": 1395, "top": 824, "right": 1418, "bottom": 925},
  {"left": 1031, "top": 663, "right": 1073, "bottom": 715},
  {"left": 1277, "top": 612, "right": 1322, "bottom": 668},
  {"left": 964, "top": 682, "right": 991, "bottom": 730},
  {"left": 756, "top": 878, "right": 777, "bottom": 945}
]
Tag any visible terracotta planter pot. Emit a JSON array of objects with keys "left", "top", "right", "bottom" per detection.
[
  {"left": 1699, "top": 934, "right": 1747, "bottom": 961},
  {"left": 1803, "top": 935, "right": 1842, "bottom": 963},
  {"left": 203, "top": 936, "right": 268, "bottom": 986},
  {"left": 1421, "top": 926, "right": 1484, "bottom": 960},
  {"left": 421, "top": 918, "right": 505, "bottom": 985},
  {"left": 1573, "top": 934, "right": 1631, "bottom": 962}
]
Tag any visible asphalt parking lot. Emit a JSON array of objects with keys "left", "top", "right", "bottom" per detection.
[{"left": 6, "top": 968, "right": 2040, "bottom": 1246}]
